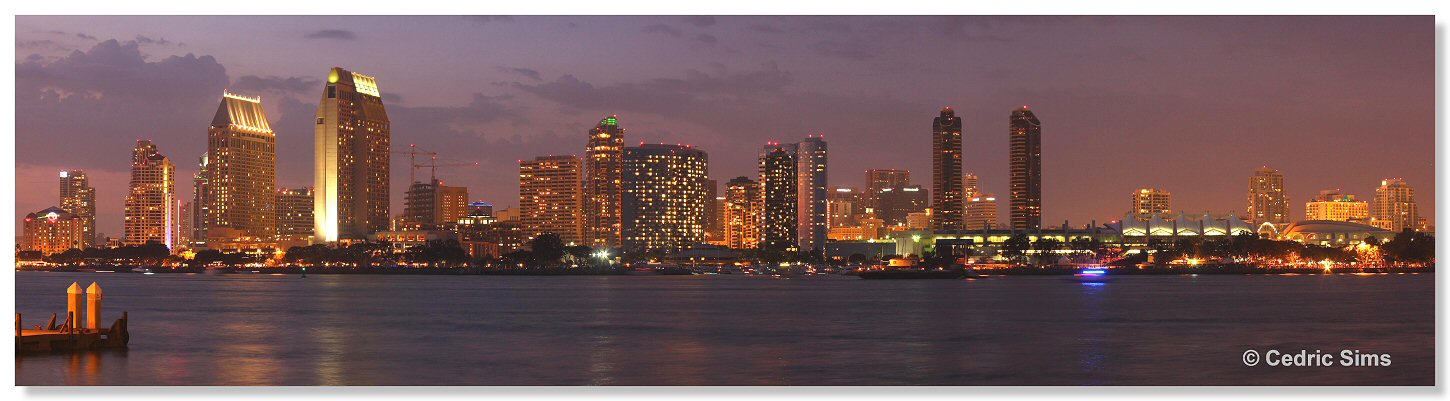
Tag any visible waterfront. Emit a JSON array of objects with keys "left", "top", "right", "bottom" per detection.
[{"left": 15, "top": 271, "right": 1433, "bottom": 385}]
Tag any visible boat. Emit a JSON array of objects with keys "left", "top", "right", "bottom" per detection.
[
  {"left": 130, "top": 267, "right": 151, "bottom": 274},
  {"left": 1073, "top": 266, "right": 1111, "bottom": 283},
  {"left": 857, "top": 258, "right": 965, "bottom": 280}
]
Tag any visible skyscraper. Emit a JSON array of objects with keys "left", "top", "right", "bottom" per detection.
[
  {"left": 963, "top": 172, "right": 980, "bottom": 197},
  {"left": 875, "top": 185, "right": 928, "bottom": 227},
  {"left": 827, "top": 187, "right": 861, "bottom": 228},
  {"left": 1305, "top": 189, "right": 1369, "bottom": 223},
  {"left": 276, "top": 188, "right": 315, "bottom": 240},
  {"left": 1371, "top": 178, "right": 1418, "bottom": 232},
  {"left": 1009, "top": 106, "right": 1042, "bottom": 232},
  {"left": 584, "top": 115, "right": 624, "bottom": 248},
  {"left": 58, "top": 170, "right": 95, "bottom": 248},
  {"left": 123, "top": 140, "right": 178, "bottom": 248},
  {"left": 519, "top": 155, "right": 584, "bottom": 245},
  {"left": 703, "top": 179, "right": 723, "bottom": 245},
  {"left": 759, "top": 142, "right": 799, "bottom": 253},
  {"left": 314, "top": 67, "right": 390, "bottom": 242},
  {"left": 206, "top": 91, "right": 277, "bottom": 242},
  {"left": 1131, "top": 188, "right": 1173, "bottom": 215},
  {"left": 864, "top": 169, "right": 910, "bottom": 209},
  {"left": 965, "top": 193, "right": 999, "bottom": 230},
  {"left": 724, "top": 176, "right": 761, "bottom": 250},
  {"left": 621, "top": 144, "right": 708, "bottom": 255},
  {"left": 192, "top": 153, "right": 209, "bottom": 247},
  {"left": 796, "top": 135, "right": 828, "bottom": 256},
  {"left": 931, "top": 107, "right": 965, "bottom": 231},
  {"left": 1247, "top": 166, "right": 1288, "bottom": 227}
]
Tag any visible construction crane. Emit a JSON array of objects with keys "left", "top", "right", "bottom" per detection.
[{"left": 390, "top": 144, "right": 479, "bottom": 184}]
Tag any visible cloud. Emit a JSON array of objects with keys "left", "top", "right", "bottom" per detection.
[
  {"left": 304, "top": 29, "right": 357, "bottom": 40},
  {"left": 496, "top": 66, "right": 542, "bottom": 81},
  {"left": 134, "top": 35, "right": 178, "bottom": 46},
  {"left": 510, "top": 63, "right": 792, "bottom": 118},
  {"left": 231, "top": 75, "right": 321, "bottom": 95},
  {"left": 642, "top": 24, "right": 683, "bottom": 37},
  {"left": 683, "top": 16, "right": 717, "bottom": 27},
  {"left": 811, "top": 40, "right": 875, "bottom": 60},
  {"left": 693, "top": 34, "right": 718, "bottom": 46},
  {"left": 467, "top": 16, "right": 514, "bottom": 24},
  {"left": 76, "top": 33, "right": 97, "bottom": 41}
]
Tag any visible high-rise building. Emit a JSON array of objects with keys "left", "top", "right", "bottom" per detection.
[
  {"left": 192, "top": 154, "right": 209, "bottom": 247},
  {"left": 1305, "top": 189, "right": 1369, "bottom": 223},
  {"left": 1009, "top": 106, "right": 1042, "bottom": 231},
  {"left": 58, "top": 170, "right": 95, "bottom": 248},
  {"left": 931, "top": 107, "right": 965, "bottom": 231},
  {"left": 178, "top": 201, "right": 194, "bottom": 247},
  {"left": 1247, "top": 166, "right": 1288, "bottom": 227},
  {"left": 827, "top": 187, "right": 861, "bottom": 228},
  {"left": 402, "top": 179, "right": 469, "bottom": 229},
  {"left": 724, "top": 176, "right": 761, "bottom": 249},
  {"left": 123, "top": 140, "right": 178, "bottom": 248},
  {"left": 584, "top": 115, "right": 625, "bottom": 248},
  {"left": 276, "top": 187, "right": 314, "bottom": 240},
  {"left": 865, "top": 169, "right": 910, "bottom": 209},
  {"left": 964, "top": 173, "right": 980, "bottom": 197},
  {"left": 703, "top": 179, "right": 723, "bottom": 245},
  {"left": 796, "top": 135, "right": 828, "bottom": 255},
  {"left": 22, "top": 207, "right": 85, "bottom": 256},
  {"left": 759, "top": 142, "right": 799, "bottom": 253},
  {"left": 314, "top": 67, "right": 390, "bottom": 242},
  {"left": 206, "top": 91, "right": 277, "bottom": 242},
  {"left": 965, "top": 193, "right": 999, "bottom": 230},
  {"left": 875, "top": 185, "right": 929, "bottom": 227},
  {"left": 1131, "top": 188, "right": 1173, "bottom": 215},
  {"left": 1371, "top": 178, "right": 1418, "bottom": 232},
  {"left": 621, "top": 144, "right": 708, "bottom": 255},
  {"left": 519, "top": 155, "right": 584, "bottom": 245}
]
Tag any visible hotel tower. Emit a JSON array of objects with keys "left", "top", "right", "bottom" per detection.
[{"left": 314, "top": 67, "right": 390, "bottom": 242}]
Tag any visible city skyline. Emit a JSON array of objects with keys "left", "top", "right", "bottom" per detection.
[{"left": 14, "top": 16, "right": 1434, "bottom": 237}]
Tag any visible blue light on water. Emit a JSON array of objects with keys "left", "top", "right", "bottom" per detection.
[
  {"left": 1081, "top": 282, "right": 1105, "bottom": 287},
  {"left": 1079, "top": 269, "right": 1106, "bottom": 275}
]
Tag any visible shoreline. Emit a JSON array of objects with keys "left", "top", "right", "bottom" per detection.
[{"left": 14, "top": 265, "right": 1434, "bottom": 276}]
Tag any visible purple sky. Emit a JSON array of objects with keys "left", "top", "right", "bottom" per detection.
[{"left": 14, "top": 16, "right": 1434, "bottom": 237}]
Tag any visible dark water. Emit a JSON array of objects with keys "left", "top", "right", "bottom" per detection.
[{"left": 14, "top": 271, "right": 1434, "bottom": 385}]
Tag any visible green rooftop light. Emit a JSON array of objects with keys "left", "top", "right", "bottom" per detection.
[{"left": 602, "top": 116, "right": 618, "bottom": 126}]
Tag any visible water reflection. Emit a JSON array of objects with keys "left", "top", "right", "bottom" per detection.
[{"left": 1076, "top": 279, "right": 1107, "bottom": 384}]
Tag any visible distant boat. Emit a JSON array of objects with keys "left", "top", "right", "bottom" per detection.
[
  {"left": 1073, "top": 266, "right": 1110, "bottom": 283},
  {"left": 130, "top": 267, "right": 151, "bottom": 274},
  {"left": 857, "top": 258, "right": 965, "bottom": 280}
]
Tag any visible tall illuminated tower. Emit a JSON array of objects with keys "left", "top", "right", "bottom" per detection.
[
  {"left": 206, "top": 91, "right": 277, "bottom": 242},
  {"left": 796, "top": 135, "right": 828, "bottom": 256},
  {"left": 314, "top": 67, "right": 390, "bottom": 242},
  {"left": 1247, "top": 166, "right": 1287, "bottom": 227},
  {"left": 621, "top": 144, "right": 708, "bottom": 255},
  {"left": 1371, "top": 178, "right": 1418, "bottom": 232},
  {"left": 1009, "top": 106, "right": 1042, "bottom": 231},
  {"left": 932, "top": 107, "right": 965, "bottom": 231},
  {"left": 584, "top": 115, "right": 625, "bottom": 248},
  {"left": 58, "top": 170, "right": 96, "bottom": 247},
  {"left": 724, "top": 176, "right": 761, "bottom": 249},
  {"left": 520, "top": 155, "right": 584, "bottom": 245},
  {"left": 123, "top": 140, "right": 178, "bottom": 248},
  {"left": 759, "top": 142, "right": 798, "bottom": 253}
]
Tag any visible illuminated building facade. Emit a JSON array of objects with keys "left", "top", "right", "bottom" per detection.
[
  {"left": 621, "top": 144, "right": 709, "bottom": 255},
  {"left": 874, "top": 185, "right": 928, "bottom": 227},
  {"left": 123, "top": 140, "right": 178, "bottom": 248},
  {"left": 206, "top": 91, "right": 277, "bottom": 242},
  {"left": 192, "top": 154, "right": 209, "bottom": 247},
  {"left": 796, "top": 135, "right": 828, "bottom": 255},
  {"left": 22, "top": 207, "right": 85, "bottom": 256},
  {"left": 519, "top": 155, "right": 584, "bottom": 245},
  {"left": 704, "top": 179, "right": 723, "bottom": 245},
  {"left": 1247, "top": 166, "right": 1288, "bottom": 227},
  {"left": 724, "top": 176, "right": 761, "bottom": 250},
  {"left": 1131, "top": 188, "right": 1172, "bottom": 215},
  {"left": 759, "top": 142, "right": 798, "bottom": 253},
  {"left": 58, "top": 170, "right": 95, "bottom": 248},
  {"left": 1009, "top": 106, "right": 1042, "bottom": 231},
  {"left": 314, "top": 67, "right": 390, "bottom": 242},
  {"left": 865, "top": 169, "right": 910, "bottom": 209},
  {"left": 965, "top": 193, "right": 999, "bottom": 230},
  {"left": 1116, "top": 212, "right": 1253, "bottom": 240},
  {"left": 1370, "top": 178, "right": 1418, "bottom": 232},
  {"left": 827, "top": 187, "right": 861, "bottom": 228},
  {"left": 1305, "top": 189, "right": 1369, "bottom": 223},
  {"left": 402, "top": 179, "right": 469, "bottom": 229},
  {"left": 964, "top": 173, "right": 980, "bottom": 198},
  {"left": 584, "top": 115, "right": 625, "bottom": 248},
  {"left": 931, "top": 107, "right": 965, "bottom": 231},
  {"left": 276, "top": 188, "right": 315, "bottom": 240}
]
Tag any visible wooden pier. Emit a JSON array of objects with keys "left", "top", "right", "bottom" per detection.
[{"left": 16, "top": 282, "right": 129, "bottom": 353}]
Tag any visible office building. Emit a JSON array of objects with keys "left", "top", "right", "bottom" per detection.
[
  {"left": 874, "top": 185, "right": 928, "bottom": 227},
  {"left": 206, "top": 91, "right": 277, "bottom": 242},
  {"left": 621, "top": 144, "right": 709, "bottom": 254},
  {"left": 965, "top": 193, "right": 999, "bottom": 230},
  {"left": 865, "top": 169, "right": 910, "bottom": 209},
  {"left": 1009, "top": 106, "right": 1042, "bottom": 231},
  {"left": 58, "top": 170, "right": 95, "bottom": 248},
  {"left": 123, "top": 140, "right": 178, "bottom": 248},
  {"left": 759, "top": 142, "right": 799, "bottom": 253},
  {"left": 1371, "top": 178, "right": 1418, "bottom": 232},
  {"left": 519, "top": 155, "right": 584, "bottom": 245},
  {"left": 1131, "top": 188, "right": 1173, "bottom": 215},
  {"left": 724, "top": 176, "right": 760, "bottom": 250},
  {"left": 1305, "top": 189, "right": 1369, "bottom": 223},
  {"left": 932, "top": 107, "right": 965, "bottom": 231},
  {"left": 276, "top": 188, "right": 315, "bottom": 240},
  {"left": 584, "top": 115, "right": 625, "bottom": 248},
  {"left": 1247, "top": 166, "right": 1288, "bottom": 227},
  {"left": 796, "top": 135, "right": 828, "bottom": 255},
  {"left": 314, "top": 67, "right": 391, "bottom": 242}
]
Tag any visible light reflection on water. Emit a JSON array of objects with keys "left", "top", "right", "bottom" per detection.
[{"left": 14, "top": 272, "right": 1434, "bottom": 385}]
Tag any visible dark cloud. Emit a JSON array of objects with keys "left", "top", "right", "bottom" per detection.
[
  {"left": 811, "top": 40, "right": 875, "bottom": 60},
  {"left": 134, "top": 35, "right": 177, "bottom": 46},
  {"left": 512, "top": 63, "right": 791, "bottom": 116},
  {"left": 750, "top": 24, "right": 785, "bottom": 34},
  {"left": 76, "top": 32, "right": 97, "bottom": 41},
  {"left": 304, "top": 29, "right": 357, "bottom": 40},
  {"left": 693, "top": 34, "right": 718, "bottom": 46},
  {"left": 683, "top": 16, "right": 717, "bottom": 27},
  {"left": 231, "top": 75, "right": 321, "bottom": 95},
  {"left": 496, "top": 66, "right": 542, "bottom": 81},
  {"left": 642, "top": 24, "right": 683, "bottom": 37}
]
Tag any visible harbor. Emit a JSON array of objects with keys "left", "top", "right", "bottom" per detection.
[{"left": 16, "top": 282, "right": 129, "bottom": 353}]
